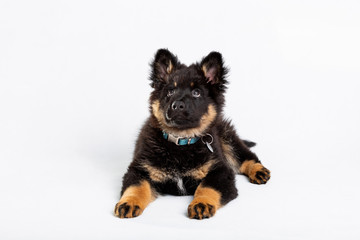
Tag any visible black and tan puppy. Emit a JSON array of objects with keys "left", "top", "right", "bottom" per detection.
[{"left": 114, "top": 49, "right": 270, "bottom": 220}]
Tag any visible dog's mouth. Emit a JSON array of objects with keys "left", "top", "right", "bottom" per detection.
[
  {"left": 152, "top": 100, "right": 217, "bottom": 137},
  {"left": 165, "top": 108, "right": 198, "bottom": 129}
]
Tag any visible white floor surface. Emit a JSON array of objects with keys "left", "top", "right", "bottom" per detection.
[{"left": 1, "top": 1, "right": 360, "bottom": 239}]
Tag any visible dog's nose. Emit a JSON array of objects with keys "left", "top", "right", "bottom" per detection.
[{"left": 171, "top": 100, "right": 185, "bottom": 111}]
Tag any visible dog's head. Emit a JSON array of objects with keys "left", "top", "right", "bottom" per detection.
[{"left": 149, "top": 49, "right": 228, "bottom": 137}]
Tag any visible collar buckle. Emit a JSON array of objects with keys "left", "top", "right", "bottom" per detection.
[{"left": 167, "top": 133, "right": 182, "bottom": 145}]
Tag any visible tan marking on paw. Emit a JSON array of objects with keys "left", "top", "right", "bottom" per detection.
[
  {"left": 188, "top": 184, "right": 221, "bottom": 219},
  {"left": 239, "top": 160, "right": 271, "bottom": 184},
  {"left": 114, "top": 181, "right": 156, "bottom": 218},
  {"left": 239, "top": 160, "right": 256, "bottom": 175}
]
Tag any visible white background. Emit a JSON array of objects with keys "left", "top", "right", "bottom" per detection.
[{"left": 1, "top": 0, "right": 360, "bottom": 239}]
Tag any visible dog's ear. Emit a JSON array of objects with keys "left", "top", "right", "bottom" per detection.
[
  {"left": 150, "top": 49, "right": 179, "bottom": 88},
  {"left": 200, "top": 52, "right": 227, "bottom": 85}
]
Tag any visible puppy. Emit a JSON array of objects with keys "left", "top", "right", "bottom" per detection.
[{"left": 114, "top": 49, "right": 270, "bottom": 220}]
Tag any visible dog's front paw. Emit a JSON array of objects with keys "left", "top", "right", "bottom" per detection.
[
  {"left": 188, "top": 200, "right": 216, "bottom": 220},
  {"left": 114, "top": 200, "right": 143, "bottom": 218},
  {"left": 249, "top": 165, "right": 271, "bottom": 184}
]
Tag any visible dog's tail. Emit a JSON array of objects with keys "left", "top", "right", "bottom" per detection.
[{"left": 243, "top": 140, "right": 256, "bottom": 148}]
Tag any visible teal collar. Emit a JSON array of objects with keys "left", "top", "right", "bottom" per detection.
[{"left": 162, "top": 131, "right": 200, "bottom": 146}]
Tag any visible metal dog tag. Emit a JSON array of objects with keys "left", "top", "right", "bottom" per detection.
[
  {"left": 201, "top": 133, "right": 214, "bottom": 153},
  {"left": 206, "top": 142, "right": 214, "bottom": 153}
]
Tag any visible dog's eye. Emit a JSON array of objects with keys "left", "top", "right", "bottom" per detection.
[
  {"left": 192, "top": 89, "right": 201, "bottom": 98},
  {"left": 167, "top": 89, "right": 175, "bottom": 97}
]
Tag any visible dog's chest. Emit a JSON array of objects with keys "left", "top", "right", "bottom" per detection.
[{"left": 143, "top": 159, "right": 215, "bottom": 195}]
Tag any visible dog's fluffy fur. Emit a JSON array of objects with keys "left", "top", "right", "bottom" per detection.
[{"left": 114, "top": 49, "right": 270, "bottom": 219}]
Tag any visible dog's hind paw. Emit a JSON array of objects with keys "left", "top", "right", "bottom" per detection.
[
  {"left": 240, "top": 160, "right": 271, "bottom": 184},
  {"left": 249, "top": 166, "right": 271, "bottom": 184}
]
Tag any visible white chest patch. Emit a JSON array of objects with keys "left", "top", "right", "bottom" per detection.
[{"left": 174, "top": 177, "right": 187, "bottom": 195}]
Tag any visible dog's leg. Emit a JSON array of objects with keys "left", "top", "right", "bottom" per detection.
[
  {"left": 114, "top": 173, "right": 157, "bottom": 218},
  {"left": 219, "top": 120, "right": 271, "bottom": 184},
  {"left": 226, "top": 139, "right": 271, "bottom": 184},
  {"left": 188, "top": 164, "right": 237, "bottom": 220}
]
